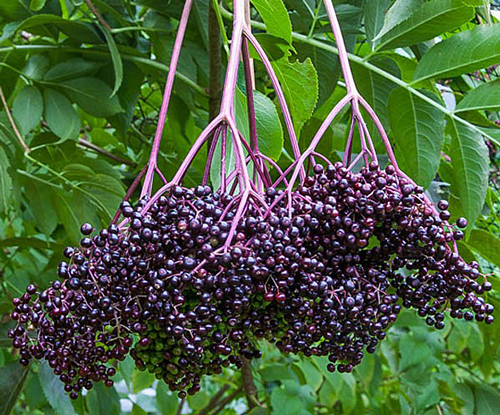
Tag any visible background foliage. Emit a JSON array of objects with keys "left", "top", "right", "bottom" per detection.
[{"left": 0, "top": 0, "right": 500, "bottom": 414}]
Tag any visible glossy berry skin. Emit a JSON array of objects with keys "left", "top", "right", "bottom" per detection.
[{"left": 10, "top": 164, "right": 493, "bottom": 397}]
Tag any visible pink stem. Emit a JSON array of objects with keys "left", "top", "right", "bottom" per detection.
[
  {"left": 244, "top": 30, "right": 305, "bottom": 181},
  {"left": 141, "top": 0, "right": 193, "bottom": 198},
  {"left": 221, "top": 126, "right": 227, "bottom": 193},
  {"left": 343, "top": 117, "right": 356, "bottom": 165},
  {"left": 323, "top": 0, "right": 357, "bottom": 95},
  {"left": 358, "top": 96, "right": 399, "bottom": 170},
  {"left": 203, "top": 126, "right": 223, "bottom": 185}
]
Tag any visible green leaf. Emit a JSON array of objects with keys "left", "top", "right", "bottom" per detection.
[
  {"left": 455, "top": 79, "right": 500, "bottom": 112},
  {"left": 25, "top": 372, "right": 48, "bottom": 410},
  {"left": 102, "top": 27, "right": 123, "bottom": 97},
  {"left": 295, "top": 42, "right": 340, "bottom": 108},
  {"left": 44, "top": 58, "right": 101, "bottom": 82},
  {"left": 39, "top": 361, "right": 78, "bottom": 415},
  {"left": 474, "top": 384, "right": 500, "bottom": 415},
  {"left": 271, "top": 57, "right": 318, "bottom": 135},
  {"left": 23, "top": 54, "right": 50, "bottom": 81},
  {"left": 376, "top": 0, "right": 426, "bottom": 38},
  {"left": 248, "top": 408, "right": 268, "bottom": 415},
  {"left": 414, "top": 25, "right": 500, "bottom": 82},
  {"left": 364, "top": 0, "right": 392, "bottom": 48},
  {"left": 387, "top": 87, "right": 445, "bottom": 188},
  {"left": 30, "top": 0, "right": 46, "bottom": 11},
  {"left": 12, "top": 85, "right": 43, "bottom": 136},
  {"left": 375, "top": 0, "right": 474, "bottom": 51},
  {"left": 0, "top": 146, "right": 12, "bottom": 214},
  {"left": 132, "top": 370, "right": 155, "bottom": 393},
  {"left": 87, "top": 383, "right": 120, "bottom": 415},
  {"left": 0, "top": 362, "right": 29, "bottom": 415},
  {"left": 108, "top": 61, "right": 144, "bottom": 137},
  {"left": 187, "top": 391, "right": 210, "bottom": 411},
  {"left": 352, "top": 56, "right": 400, "bottom": 146},
  {"left": 271, "top": 386, "right": 304, "bottom": 415},
  {"left": 61, "top": 77, "right": 123, "bottom": 118},
  {"left": 17, "top": 14, "right": 102, "bottom": 43},
  {"left": 447, "top": 118, "right": 489, "bottom": 228},
  {"left": 447, "top": 320, "right": 471, "bottom": 354},
  {"left": 24, "top": 179, "right": 58, "bottom": 235},
  {"left": 254, "top": 91, "right": 284, "bottom": 160},
  {"left": 156, "top": 382, "right": 178, "bottom": 415},
  {"left": 43, "top": 88, "right": 80, "bottom": 140},
  {"left": 251, "top": 0, "right": 292, "bottom": 43},
  {"left": 52, "top": 191, "right": 97, "bottom": 243},
  {"left": 296, "top": 359, "right": 323, "bottom": 392},
  {"left": 465, "top": 229, "right": 500, "bottom": 268}
]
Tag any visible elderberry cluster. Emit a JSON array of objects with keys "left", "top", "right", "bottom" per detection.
[{"left": 10, "top": 163, "right": 494, "bottom": 397}]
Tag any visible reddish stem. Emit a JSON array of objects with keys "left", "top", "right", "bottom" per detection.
[{"left": 141, "top": 0, "right": 194, "bottom": 198}]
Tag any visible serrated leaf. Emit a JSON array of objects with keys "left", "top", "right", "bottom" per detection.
[
  {"left": 271, "top": 58, "right": 318, "bottom": 135},
  {"left": 0, "top": 362, "right": 29, "bottom": 415},
  {"left": 61, "top": 77, "right": 123, "bottom": 118},
  {"left": 43, "top": 89, "right": 80, "bottom": 140},
  {"left": 352, "top": 56, "right": 400, "bottom": 147},
  {"left": 376, "top": 0, "right": 426, "bottom": 39},
  {"left": 375, "top": 0, "right": 474, "bottom": 51},
  {"left": 0, "top": 146, "right": 12, "bottom": 214},
  {"left": 254, "top": 91, "right": 284, "bottom": 160},
  {"left": 295, "top": 42, "right": 340, "bottom": 108},
  {"left": 456, "top": 79, "right": 500, "bottom": 112},
  {"left": 12, "top": 85, "right": 43, "bottom": 136},
  {"left": 39, "top": 362, "right": 78, "bottom": 415},
  {"left": 251, "top": 0, "right": 292, "bottom": 43},
  {"left": 387, "top": 87, "right": 445, "bottom": 188},
  {"left": 102, "top": 27, "right": 123, "bottom": 97},
  {"left": 447, "top": 118, "right": 489, "bottom": 228},
  {"left": 465, "top": 229, "right": 500, "bottom": 268},
  {"left": 364, "top": 0, "right": 392, "bottom": 48},
  {"left": 87, "top": 383, "right": 120, "bottom": 415},
  {"left": 414, "top": 25, "right": 500, "bottom": 82},
  {"left": 44, "top": 58, "right": 101, "bottom": 82}
]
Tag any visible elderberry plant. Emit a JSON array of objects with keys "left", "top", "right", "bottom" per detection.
[{"left": 8, "top": 0, "right": 496, "bottom": 405}]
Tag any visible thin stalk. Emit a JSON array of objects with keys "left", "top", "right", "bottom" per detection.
[
  {"left": 209, "top": 0, "right": 223, "bottom": 123},
  {"left": 210, "top": 386, "right": 244, "bottom": 415},
  {"left": 110, "top": 164, "right": 149, "bottom": 224},
  {"left": 0, "top": 87, "right": 30, "bottom": 153},
  {"left": 141, "top": 0, "right": 194, "bottom": 198},
  {"left": 175, "top": 398, "right": 185, "bottom": 415},
  {"left": 78, "top": 138, "right": 135, "bottom": 166},
  {"left": 198, "top": 384, "right": 230, "bottom": 415},
  {"left": 84, "top": 0, "right": 111, "bottom": 31},
  {"left": 241, "top": 37, "right": 262, "bottom": 190},
  {"left": 241, "top": 39, "right": 258, "bottom": 155}
]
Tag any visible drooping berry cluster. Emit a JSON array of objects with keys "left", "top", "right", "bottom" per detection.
[{"left": 10, "top": 163, "right": 494, "bottom": 397}]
